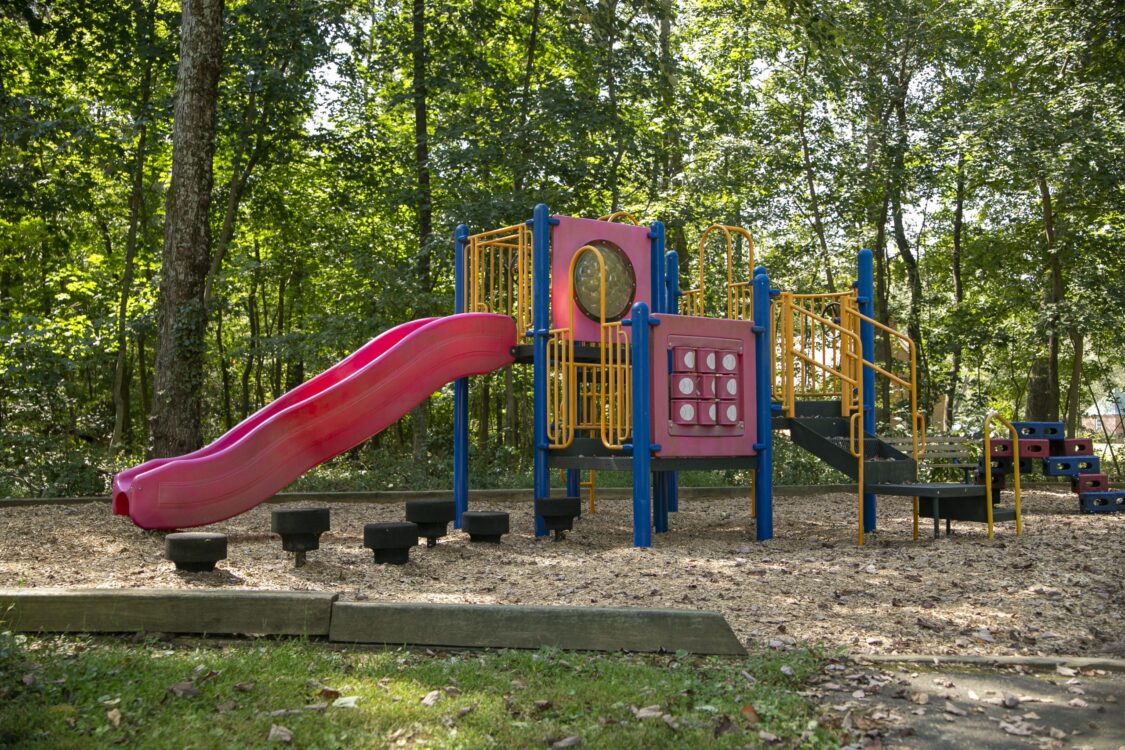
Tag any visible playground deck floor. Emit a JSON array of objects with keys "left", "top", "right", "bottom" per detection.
[{"left": 1, "top": 488, "right": 1121, "bottom": 659}]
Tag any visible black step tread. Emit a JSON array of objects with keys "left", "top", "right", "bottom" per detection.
[{"left": 872, "top": 482, "right": 987, "bottom": 498}]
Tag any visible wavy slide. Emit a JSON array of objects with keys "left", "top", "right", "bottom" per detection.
[{"left": 114, "top": 313, "right": 516, "bottom": 529}]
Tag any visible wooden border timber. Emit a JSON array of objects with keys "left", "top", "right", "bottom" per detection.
[
  {"left": 0, "top": 589, "right": 337, "bottom": 636},
  {"left": 1, "top": 482, "right": 1105, "bottom": 509},
  {"left": 329, "top": 602, "right": 746, "bottom": 655}
]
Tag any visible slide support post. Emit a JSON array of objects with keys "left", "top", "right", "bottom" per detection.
[
  {"left": 752, "top": 268, "right": 774, "bottom": 541},
  {"left": 858, "top": 249, "right": 877, "bottom": 533},
  {"left": 530, "top": 204, "right": 552, "bottom": 537},
  {"left": 626, "top": 302, "right": 655, "bottom": 547},
  {"left": 453, "top": 223, "right": 470, "bottom": 527}
]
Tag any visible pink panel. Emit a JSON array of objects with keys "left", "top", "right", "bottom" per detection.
[
  {"left": 550, "top": 216, "right": 653, "bottom": 342},
  {"left": 651, "top": 315, "right": 757, "bottom": 458}
]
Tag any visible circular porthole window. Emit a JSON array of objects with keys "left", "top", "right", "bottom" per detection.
[{"left": 572, "top": 241, "right": 636, "bottom": 323}]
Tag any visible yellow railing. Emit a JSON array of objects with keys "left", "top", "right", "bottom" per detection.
[
  {"left": 775, "top": 291, "right": 861, "bottom": 418},
  {"left": 682, "top": 225, "right": 756, "bottom": 319},
  {"left": 597, "top": 210, "right": 640, "bottom": 225},
  {"left": 981, "top": 413, "right": 1023, "bottom": 539},
  {"left": 547, "top": 245, "right": 632, "bottom": 451},
  {"left": 466, "top": 223, "right": 534, "bottom": 333}
]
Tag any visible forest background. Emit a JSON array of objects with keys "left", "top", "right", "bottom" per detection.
[{"left": 1, "top": 0, "right": 1122, "bottom": 497}]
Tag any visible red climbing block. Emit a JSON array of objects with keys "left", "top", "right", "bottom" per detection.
[
  {"left": 1061, "top": 438, "right": 1094, "bottom": 455},
  {"left": 990, "top": 439, "right": 1049, "bottom": 458},
  {"left": 1072, "top": 473, "right": 1109, "bottom": 493}
]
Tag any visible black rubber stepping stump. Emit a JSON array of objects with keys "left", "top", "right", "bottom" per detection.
[
  {"left": 165, "top": 532, "right": 228, "bottom": 572},
  {"left": 271, "top": 508, "right": 330, "bottom": 567},
  {"left": 363, "top": 522, "right": 418, "bottom": 565},
  {"left": 460, "top": 511, "right": 509, "bottom": 544},
  {"left": 404, "top": 499, "right": 456, "bottom": 548},
  {"left": 535, "top": 497, "right": 581, "bottom": 541}
]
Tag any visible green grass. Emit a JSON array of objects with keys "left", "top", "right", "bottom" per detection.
[{"left": 0, "top": 632, "right": 846, "bottom": 749}]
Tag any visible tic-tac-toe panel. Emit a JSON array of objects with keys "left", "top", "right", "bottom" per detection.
[{"left": 652, "top": 315, "right": 757, "bottom": 458}]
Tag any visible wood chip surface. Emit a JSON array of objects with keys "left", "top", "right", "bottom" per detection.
[{"left": 2, "top": 489, "right": 1121, "bottom": 657}]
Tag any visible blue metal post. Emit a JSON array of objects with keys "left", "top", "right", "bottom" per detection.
[
  {"left": 752, "top": 268, "right": 774, "bottom": 541},
  {"left": 648, "top": 221, "right": 669, "bottom": 528},
  {"left": 857, "top": 249, "right": 877, "bottom": 533},
  {"left": 624, "top": 302, "right": 655, "bottom": 547},
  {"left": 453, "top": 224, "right": 470, "bottom": 527},
  {"left": 665, "top": 249, "right": 680, "bottom": 513},
  {"left": 530, "top": 204, "right": 553, "bottom": 537},
  {"left": 566, "top": 469, "right": 580, "bottom": 499}
]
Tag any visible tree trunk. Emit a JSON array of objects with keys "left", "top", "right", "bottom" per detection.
[
  {"left": 215, "top": 302, "right": 233, "bottom": 430},
  {"left": 512, "top": 0, "right": 541, "bottom": 196},
  {"left": 150, "top": 0, "right": 224, "bottom": 458},
  {"left": 1064, "top": 330, "right": 1083, "bottom": 437},
  {"left": 1026, "top": 176, "right": 1062, "bottom": 422},
  {"left": 410, "top": 0, "right": 432, "bottom": 461},
  {"left": 797, "top": 54, "right": 835, "bottom": 292},
  {"left": 947, "top": 150, "right": 966, "bottom": 430},
  {"left": 112, "top": 0, "right": 158, "bottom": 450}
]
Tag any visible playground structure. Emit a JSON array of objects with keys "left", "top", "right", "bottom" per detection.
[{"left": 114, "top": 202, "right": 1125, "bottom": 550}]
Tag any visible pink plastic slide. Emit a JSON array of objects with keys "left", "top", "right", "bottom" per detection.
[{"left": 113, "top": 313, "right": 516, "bottom": 529}]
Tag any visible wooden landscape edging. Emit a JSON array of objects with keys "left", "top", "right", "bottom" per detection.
[
  {"left": 329, "top": 601, "right": 747, "bottom": 655},
  {"left": 1, "top": 481, "right": 1106, "bottom": 509},
  {"left": 0, "top": 588, "right": 337, "bottom": 636},
  {"left": 0, "top": 589, "right": 746, "bottom": 655}
]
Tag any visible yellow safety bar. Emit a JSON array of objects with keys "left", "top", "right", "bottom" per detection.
[
  {"left": 597, "top": 210, "right": 640, "bottom": 225},
  {"left": 466, "top": 223, "right": 534, "bottom": 333},
  {"left": 682, "top": 225, "right": 756, "bottom": 319},
  {"left": 558, "top": 469, "right": 598, "bottom": 513},
  {"left": 776, "top": 292, "right": 862, "bottom": 418},
  {"left": 982, "top": 413, "right": 1023, "bottom": 539}
]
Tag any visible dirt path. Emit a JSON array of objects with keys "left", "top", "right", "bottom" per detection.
[{"left": 1, "top": 488, "right": 1121, "bottom": 658}]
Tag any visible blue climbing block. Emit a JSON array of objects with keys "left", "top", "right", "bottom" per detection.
[
  {"left": 1042, "top": 455, "right": 1100, "bottom": 477},
  {"left": 1012, "top": 421, "right": 1064, "bottom": 439},
  {"left": 1078, "top": 491, "right": 1124, "bottom": 513},
  {"left": 977, "top": 456, "right": 1014, "bottom": 476}
]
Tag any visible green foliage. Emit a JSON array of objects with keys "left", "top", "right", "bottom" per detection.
[{"left": 0, "top": 0, "right": 1122, "bottom": 495}]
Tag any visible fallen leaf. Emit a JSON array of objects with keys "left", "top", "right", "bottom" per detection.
[
  {"left": 1067, "top": 697, "right": 1088, "bottom": 708},
  {"left": 534, "top": 700, "right": 553, "bottom": 711},
  {"left": 759, "top": 729, "right": 780, "bottom": 743},
  {"left": 268, "top": 724, "right": 293, "bottom": 744},
  {"left": 1056, "top": 666, "right": 1077, "bottom": 677},
  {"left": 304, "top": 703, "right": 328, "bottom": 712},
  {"left": 457, "top": 706, "right": 473, "bottom": 718},
  {"left": 713, "top": 715, "right": 735, "bottom": 737},
  {"left": 421, "top": 690, "right": 442, "bottom": 707},
  {"left": 910, "top": 692, "right": 929, "bottom": 705},
  {"left": 1001, "top": 694, "right": 1020, "bottom": 709},
  {"left": 999, "top": 720, "right": 1032, "bottom": 736},
  {"left": 21, "top": 674, "right": 35, "bottom": 686},
  {"left": 106, "top": 708, "right": 122, "bottom": 727},
  {"left": 662, "top": 714, "right": 679, "bottom": 730},
  {"left": 740, "top": 703, "right": 760, "bottom": 725},
  {"left": 944, "top": 700, "right": 966, "bottom": 716},
  {"left": 234, "top": 682, "right": 254, "bottom": 692},
  {"left": 632, "top": 705, "right": 663, "bottom": 720},
  {"left": 780, "top": 665, "right": 794, "bottom": 677},
  {"left": 169, "top": 682, "right": 200, "bottom": 698},
  {"left": 317, "top": 687, "right": 340, "bottom": 700},
  {"left": 551, "top": 736, "right": 581, "bottom": 749},
  {"left": 332, "top": 696, "right": 360, "bottom": 709},
  {"left": 215, "top": 700, "right": 237, "bottom": 714}
]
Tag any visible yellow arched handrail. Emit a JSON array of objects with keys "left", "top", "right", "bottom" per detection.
[
  {"left": 683, "top": 224, "right": 756, "bottom": 319},
  {"left": 982, "top": 413, "right": 1023, "bottom": 539},
  {"left": 596, "top": 210, "right": 640, "bottom": 225}
]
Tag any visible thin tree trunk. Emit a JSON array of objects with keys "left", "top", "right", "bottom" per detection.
[
  {"left": 890, "top": 93, "right": 926, "bottom": 409},
  {"left": 410, "top": 0, "right": 432, "bottom": 461},
  {"left": 1026, "top": 176, "right": 1062, "bottom": 421},
  {"left": 137, "top": 333, "right": 152, "bottom": 433},
  {"left": 150, "top": 0, "right": 224, "bottom": 457},
  {"left": 512, "top": 0, "right": 541, "bottom": 196},
  {"left": 112, "top": 0, "right": 158, "bottom": 450},
  {"left": 796, "top": 54, "right": 834, "bottom": 292},
  {"left": 478, "top": 378, "right": 490, "bottom": 448},
  {"left": 215, "top": 302, "right": 233, "bottom": 430},
  {"left": 947, "top": 150, "right": 966, "bottom": 430},
  {"left": 1065, "top": 330, "right": 1083, "bottom": 437}
]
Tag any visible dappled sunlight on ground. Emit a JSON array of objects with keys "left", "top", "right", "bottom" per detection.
[{"left": 1, "top": 488, "right": 1121, "bottom": 658}]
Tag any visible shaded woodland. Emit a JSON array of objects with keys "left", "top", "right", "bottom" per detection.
[{"left": 1, "top": 0, "right": 1122, "bottom": 495}]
